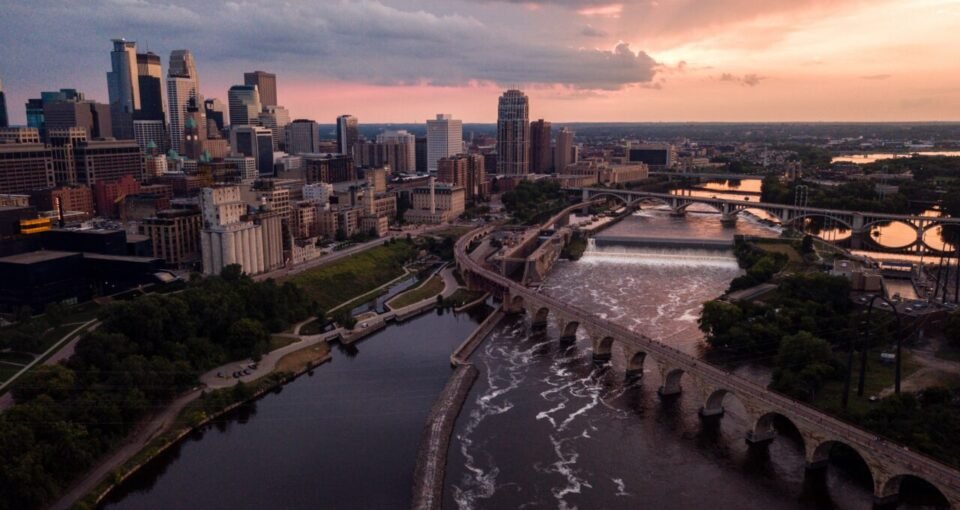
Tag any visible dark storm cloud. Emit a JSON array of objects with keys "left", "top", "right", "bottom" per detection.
[{"left": 0, "top": 0, "right": 657, "bottom": 92}]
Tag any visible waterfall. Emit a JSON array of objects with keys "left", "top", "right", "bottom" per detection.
[{"left": 580, "top": 242, "right": 740, "bottom": 269}]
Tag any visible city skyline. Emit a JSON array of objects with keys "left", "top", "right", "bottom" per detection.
[{"left": 1, "top": 0, "right": 959, "bottom": 125}]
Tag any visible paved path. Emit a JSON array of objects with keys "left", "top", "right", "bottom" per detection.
[
  {"left": 50, "top": 389, "right": 202, "bottom": 510},
  {"left": 879, "top": 344, "right": 960, "bottom": 397},
  {"left": 0, "top": 320, "right": 100, "bottom": 412}
]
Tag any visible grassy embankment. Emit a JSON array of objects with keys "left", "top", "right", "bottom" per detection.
[
  {"left": 286, "top": 240, "right": 417, "bottom": 333},
  {"left": 388, "top": 275, "right": 445, "bottom": 309},
  {"left": 814, "top": 349, "right": 921, "bottom": 415},
  {"left": 285, "top": 239, "right": 416, "bottom": 311}
]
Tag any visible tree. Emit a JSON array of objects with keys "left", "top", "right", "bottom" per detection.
[
  {"left": 333, "top": 309, "right": 357, "bottom": 330},
  {"left": 801, "top": 235, "right": 814, "bottom": 254},
  {"left": 227, "top": 319, "right": 270, "bottom": 361},
  {"left": 11, "top": 365, "right": 76, "bottom": 404},
  {"left": 771, "top": 331, "right": 836, "bottom": 401},
  {"left": 335, "top": 228, "right": 348, "bottom": 242},
  {"left": 220, "top": 264, "right": 244, "bottom": 282}
]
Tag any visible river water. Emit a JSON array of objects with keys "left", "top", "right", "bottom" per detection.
[
  {"left": 445, "top": 209, "right": 941, "bottom": 510},
  {"left": 99, "top": 308, "right": 486, "bottom": 510}
]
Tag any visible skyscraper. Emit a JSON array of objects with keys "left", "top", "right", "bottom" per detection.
[
  {"left": 230, "top": 125, "right": 274, "bottom": 176},
  {"left": 426, "top": 114, "right": 462, "bottom": 174},
  {"left": 336, "top": 115, "right": 358, "bottom": 156},
  {"left": 135, "top": 52, "right": 164, "bottom": 121},
  {"left": 106, "top": 39, "right": 140, "bottom": 140},
  {"left": 530, "top": 119, "right": 552, "bottom": 173},
  {"left": 0, "top": 79, "right": 8, "bottom": 128},
  {"left": 134, "top": 51, "right": 166, "bottom": 153},
  {"left": 204, "top": 98, "right": 228, "bottom": 133},
  {"left": 376, "top": 130, "right": 416, "bottom": 172},
  {"left": 228, "top": 85, "right": 261, "bottom": 126},
  {"left": 555, "top": 127, "right": 576, "bottom": 173},
  {"left": 497, "top": 89, "right": 529, "bottom": 176},
  {"left": 286, "top": 119, "right": 320, "bottom": 155},
  {"left": 243, "top": 71, "right": 277, "bottom": 107},
  {"left": 167, "top": 49, "right": 199, "bottom": 155},
  {"left": 258, "top": 105, "right": 290, "bottom": 150}
]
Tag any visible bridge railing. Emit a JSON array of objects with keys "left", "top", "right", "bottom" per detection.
[{"left": 455, "top": 224, "right": 960, "bottom": 492}]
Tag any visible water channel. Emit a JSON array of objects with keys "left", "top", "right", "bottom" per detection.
[
  {"left": 99, "top": 308, "right": 487, "bottom": 510},
  {"left": 446, "top": 209, "right": 942, "bottom": 509}
]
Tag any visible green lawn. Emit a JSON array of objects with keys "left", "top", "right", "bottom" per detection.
[
  {"left": 285, "top": 240, "right": 416, "bottom": 311},
  {"left": 269, "top": 335, "right": 299, "bottom": 351},
  {"left": 814, "top": 349, "right": 920, "bottom": 415},
  {"left": 388, "top": 276, "right": 445, "bottom": 309}
]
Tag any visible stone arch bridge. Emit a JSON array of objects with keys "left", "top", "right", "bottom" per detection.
[
  {"left": 456, "top": 225, "right": 960, "bottom": 508},
  {"left": 577, "top": 187, "right": 960, "bottom": 252}
]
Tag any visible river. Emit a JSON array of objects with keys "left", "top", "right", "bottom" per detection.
[
  {"left": 445, "top": 210, "right": 943, "bottom": 509},
  {"left": 98, "top": 308, "right": 487, "bottom": 510}
]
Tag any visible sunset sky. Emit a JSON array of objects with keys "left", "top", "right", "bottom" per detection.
[{"left": 2, "top": 0, "right": 959, "bottom": 123}]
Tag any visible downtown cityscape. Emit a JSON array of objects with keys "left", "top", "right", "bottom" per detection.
[{"left": 1, "top": 1, "right": 960, "bottom": 509}]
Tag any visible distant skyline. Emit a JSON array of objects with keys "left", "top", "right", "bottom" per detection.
[{"left": 2, "top": 0, "right": 959, "bottom": 125}]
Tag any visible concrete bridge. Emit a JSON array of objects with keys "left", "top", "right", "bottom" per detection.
[
  {"left": 456, "top": 225, "right": 960, "bottom": 508},
  {"left": 577, "top": 187, "right": 960, "bottom": 251}
]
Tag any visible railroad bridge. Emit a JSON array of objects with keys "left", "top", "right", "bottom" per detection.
[
  {"left": 577, "top": 187, "right": 960, "bottom": 251},
  {"left": 456, "top": 224, "right": 960, "bottom": 508}
]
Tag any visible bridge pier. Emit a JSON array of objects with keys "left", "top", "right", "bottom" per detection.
[
  {"left": 720, "top": 214, "right": 738, "bottom": 227},
  {"left": 658, "top": 366, "right": 683, "bottom": 397}
]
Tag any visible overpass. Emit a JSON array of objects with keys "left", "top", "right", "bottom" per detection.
[
  {"left": 577, "top": 187, "right": 960, "bottom": 251},
  {"left": 456, "top": 225, "right": 960, "bottom": 508}
]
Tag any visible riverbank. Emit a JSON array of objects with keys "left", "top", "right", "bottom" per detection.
[
  {"left": 64, "top": 263, "right": 470, "bottom": 509},
  {"left": 412, "top": 307, "right": 506, "bottom": 510}
]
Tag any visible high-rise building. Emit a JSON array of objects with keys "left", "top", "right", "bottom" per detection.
[
  {"left": 74, "top": 139, "right": 145, "bottom": 184},
  {"left": 48, "top": 128, "right": 87, "bottom": 186},
  {"left": 243, "top": 71, "right": 277, "bottom": 107},
  {"left": 183, "top": 98, "right": 208, "bottom": 161},
  {"left": 258, "top": 105, "right": 290, "bottom": 150},
  {"left": 106, "top": 39, "right": 140, "bottom": 140},
  {"left": 0, "top": 143, "right": 55, "bottom": 194},
  {"left": 285, "top": 119, "right": 320, "bottom": 155},
  {"left": 336, "top": 115, "right": 358, "bottom": 156},
  {"left": 26, "top": 89, "right": 85, "bottom": 139},
  {"left": 133, "top": 121, "right": 166, "bottom": 155},
  {"left": 228, "top": 85, "right": 261, "bottom": 127},
  {"left": 497, "top": 89, "right": 529, "bottom": 176},
  {"left": 376, "top": 129, "right": 416, "bottom": 172},
  {"left": 135, "top": 52, "right": 164, "bottom": 121},
  {"left": 167, "top": 50, "right": 200, "bottom": 155},
  {"left": 204, "top": 98, "right": 228, "bottom": 133},
  {"left": 229, "top": 125, "right": 274, "bottom": 177},
  {"left": 43, "top": 99, "right": 112, "bottom": 140},
  {"left": 302, "top": 153, "right": 356, "bottom": 184},
  {"left": 426, "top": 114, "right": 462, "bottom": 174},
  {"left": 0, "top": 127, "right": 41, "bottom": 144},
  {"left": 626, "top": 142, "right": 676, "bottom": 169},
  {"left": 415, "top": 137, "right": 427, "bottom": 174},
  {"left": 437, "top": 155, "right": 468, "bottom": 187},
  {"left": 555, "top": 127, "right": 576, "bottom": 173},
  {"left": 530, "top": 119, "right": 552, "bottom": 173},
  {"left": 0, "top": 79, "right": 8, "bottom": 128}
]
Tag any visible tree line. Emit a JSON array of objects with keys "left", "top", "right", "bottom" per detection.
[{"left": 0, "top": 266, "right": 317, "bottom": 509}]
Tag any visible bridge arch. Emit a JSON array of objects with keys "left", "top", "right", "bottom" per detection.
[
  {"left": 560, "top": 320, "right": 581, "bottom": 340},
  {"left": 509, "top": 294, "right": 525, "bottom": 313},
  {"left": 586, "top": 192, "right": 632, "bottom": 207},
  {"left": 592, "top": 335, "right": 614, "bottom": 362},
  {"left": 659, "top": 367, "right": 684, "bottom": 396},
  {"left": 626, "top": 351, "right": 646, "bottom": 373},
  {"left": 863, "top": 219, "right": 922, "bottom": 249},
  {"left": 785, "top": 212, "right": 854, "bottom": 232},
  {"left": 533, "top": 307, "right": 550, "bottom": 325},
  {"left": 702, "top": 388, "right": 740, "bottom": 417},
  {"left": 878, "top": 474, "right": 951, "bottom": 508},
  {"left": 631, "top": 196, "right": 674, "bottom": 210},
  {"left": 808, "top": 440, "right": 876, "bottom": 494},
  {"left": 750, "top": 412, "right": 806, "bottom": 449},
  {"left": 676, "top": 200, "right": 723, "bottom": 214}
]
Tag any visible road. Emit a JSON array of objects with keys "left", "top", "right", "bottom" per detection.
[{"left": 0, "top": 320, "right": 100, "bottom": 412}]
